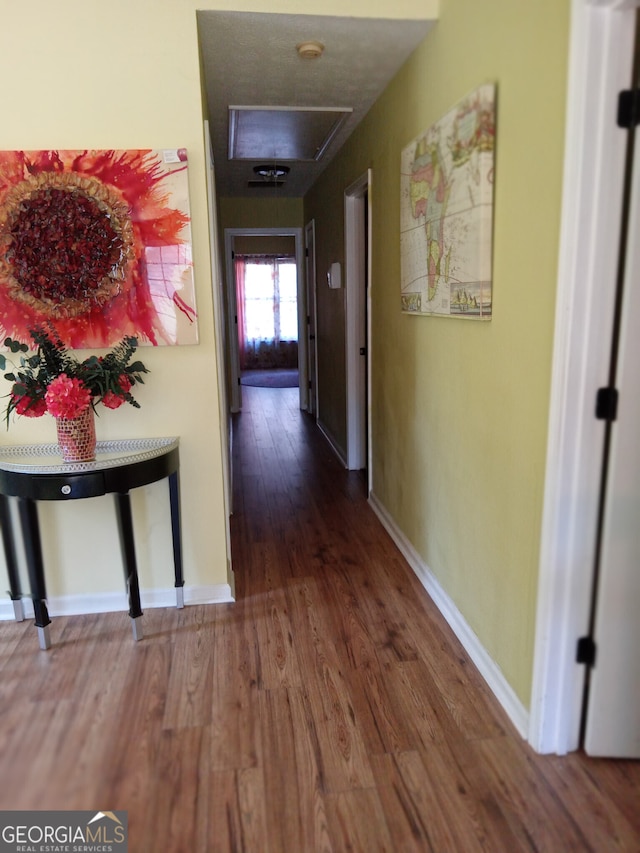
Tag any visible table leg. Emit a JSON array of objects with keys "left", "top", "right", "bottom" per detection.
[
  {"left": 17, "top": 498, "right": 51, "bottom": 650},
  {"left": 0, "top": 494, "right": 24, "bottom": 621},
  {"left": 169, "top": 470, "right": 185, "bottom": 609},
  {"left": 114, "top": 491, "right": 143, "bottom": 641}
]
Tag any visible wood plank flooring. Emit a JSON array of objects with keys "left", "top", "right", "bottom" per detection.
[{"left": 1, "top": 384, "right": 639, "bottom": 851}]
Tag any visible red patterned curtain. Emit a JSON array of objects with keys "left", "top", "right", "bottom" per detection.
[{"left": 234, "top": 255, "right": 248, "bottom": 369}]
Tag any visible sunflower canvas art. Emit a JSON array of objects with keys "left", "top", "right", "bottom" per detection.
[{"left": 0, "top": 149, "right": 198, "bottom": 348}]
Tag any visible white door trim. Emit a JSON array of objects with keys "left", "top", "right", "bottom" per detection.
[
  {"left": 529, "top": 0, "right": 637, "bottom": 753},
  {"left": 223, "top": 227, "right": 306, "bottom": 412},
  {"left": 344, "top": 170, "right": 372, "bottom": 474},
  {"left": 204, "top": 121, "right": 234, "bottom": 591},
  {"left": 223, "top": 229, "right": 242, "bottom": 414}
]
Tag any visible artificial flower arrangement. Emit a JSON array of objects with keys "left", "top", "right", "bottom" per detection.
[{"left": 0, "top": 324, "right": 148, "bottom": 426}]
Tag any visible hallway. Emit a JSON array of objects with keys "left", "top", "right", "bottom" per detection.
[
  {"left": 0, "top": 386, "right": 639, "bottom": 850},
  {"left": 228, "top": 385, "right": 640, "bottom": 851}
]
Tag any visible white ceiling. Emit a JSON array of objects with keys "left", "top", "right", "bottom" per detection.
[{"left": 197, "top": 12, "right": 434, "bottom": 198}]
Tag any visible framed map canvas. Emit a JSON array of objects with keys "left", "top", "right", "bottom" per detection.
[
  {"left": 0, "top": 148, "right": 198, "bottom": 348},
  {"left": 400, "top": 84, "right": 495, "bottom": 319}
]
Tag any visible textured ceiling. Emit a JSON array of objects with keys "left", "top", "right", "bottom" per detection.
[{"left": 197, "top": 12, "right": 434, "bottom": 198}]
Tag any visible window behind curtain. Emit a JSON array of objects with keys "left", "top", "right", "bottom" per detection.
[
  {"left": 243, "top": 257, "right": 297, "bottom": 343},
  {"left": 235, "top": 254, "right": 298, "bottom": 370}
]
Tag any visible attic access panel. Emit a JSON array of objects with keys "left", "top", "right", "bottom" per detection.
[{"left": 228, "top": 106, "right": 352, "bottom": 162}]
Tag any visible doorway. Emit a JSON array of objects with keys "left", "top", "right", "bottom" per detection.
[
  {"left": 530, "top": 0, "right": 640, "bottom": 756},
  {"left": 224, "top": 228, "right": 306, "bottom": 413},
  {"left": 305, "top": 220, "right": 318, "bottom": 418},
  {"left": 344, "top": 171, "right": 372, "bottom": 487},
  {"left": 235, "top": 252, "right": 299, "bottom": 387},
  {"left": 581, "top": 11, "right": 640, "bottom": 758}
]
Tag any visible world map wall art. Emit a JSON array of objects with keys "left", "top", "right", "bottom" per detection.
[
  {"left": 400, "top": 84, "right": 495, "bottom": 319},
  {"left": 0, "top": 148, "right": 198, "bottom": 348}
]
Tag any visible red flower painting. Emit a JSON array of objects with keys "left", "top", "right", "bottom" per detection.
[{"left": 0, "top": 149, "right": 198, "bottom": 348}]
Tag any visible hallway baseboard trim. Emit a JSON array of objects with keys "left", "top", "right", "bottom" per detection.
[
  {"left": 317, "top": 419, "right": 347, "bottom": 467},
  {"left": 0, "top": 583, "right": 234, "bottom": 621},
  {"left": 369, "top": 492, "right": 529, "bottom": 740}
]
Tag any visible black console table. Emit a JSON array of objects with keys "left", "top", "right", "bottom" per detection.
[{"left": 0, "top": 437, "right": 183, "bottom": 649}]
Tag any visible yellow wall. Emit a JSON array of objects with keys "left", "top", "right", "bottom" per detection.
[
  {"left": 233, "top": 236, "right": 296, "bottom": 255},
  {"left": 218, "top": 197, "right": 304, "bottom": 232},
  {"left": 0, "top": 1, "right": 433, "bottom": 609},
  {"left": 305, "top": 0, "right": 571, "bottom": 705}
]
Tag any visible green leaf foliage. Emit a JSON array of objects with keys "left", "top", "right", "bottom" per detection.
[{"left": 1, "top": 324, "right": 149, "bottom": 427}]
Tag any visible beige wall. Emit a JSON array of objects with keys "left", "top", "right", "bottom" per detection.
[
  {"left": 0, "top": 0, "right": 231, "bottom": 604},
  {"left": 305, "top": 0, "right": 571, "bottom": 706}
]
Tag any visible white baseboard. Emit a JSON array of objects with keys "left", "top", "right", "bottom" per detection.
[
  {"left": 0, "top": 583, "right": 234, "bottom": 621},
  {"left": 369, "top": 492, "right": 529, "bottom": 739},
  {"left": 181, "top": 584, "right": 235, "bottom": 606}
]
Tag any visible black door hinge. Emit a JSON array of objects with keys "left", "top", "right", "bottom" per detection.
[
  {"left": 576, "top": 636, "right": 597, "bottom": 667},
  {"left": 596, "top": 387, "right": 618, "bottom": 421},
  {"left": 617, "top": 89, "right": 640, "bottom": 128},
  {"left": 308, "top": 379, "right": 312, "bottom": 390}
]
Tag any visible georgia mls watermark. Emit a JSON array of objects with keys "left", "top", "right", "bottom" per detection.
[{"left": 0, "top": 811, "right": 127, "bottom": 853}]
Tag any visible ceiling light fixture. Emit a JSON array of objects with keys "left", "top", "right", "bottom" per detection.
[
  {"left": 296, "top": 41, "right": 324, "bottom": 60},
  {"left": 253, "top": 164, "right": 290, "bottom": 180}
]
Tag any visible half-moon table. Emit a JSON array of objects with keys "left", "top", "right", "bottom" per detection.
[{"left": 0, "top": 437, "right": 184, "bottom": 649}]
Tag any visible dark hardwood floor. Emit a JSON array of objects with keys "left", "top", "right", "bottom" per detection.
[{"left": 0, "top": 384, "right": 639, "bottom": 851}]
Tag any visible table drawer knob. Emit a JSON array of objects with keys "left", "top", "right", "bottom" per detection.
[{"left": 61, "top": 484, "right": 72, "bottom": 495}]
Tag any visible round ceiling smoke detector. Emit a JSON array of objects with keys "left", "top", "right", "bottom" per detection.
[{"left": 296, "top": 41, "right": 324, "bottom": 60}]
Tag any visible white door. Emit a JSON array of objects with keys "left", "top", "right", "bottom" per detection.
[
  {"left": 345, "top": 172, "right": 370, "bottom": 471},
  {"left": 305, "top": 220, "right": 318, "bottom": 417},
  {"left": 584, "top": 80, "right": 640, "bottom": 757}
]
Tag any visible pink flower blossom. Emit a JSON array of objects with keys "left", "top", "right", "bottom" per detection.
[
  {"left": 45, "top": 374, "right": 91, "bottom": 419},
  {"left": 12, "top": 394, "right": 47, "bottom": 417},
  {"left": 101, "top": 374, "right": 132, "bottom": 409},
  {"left": 102, "top": 391, "right": 125, "bottom": 409}
]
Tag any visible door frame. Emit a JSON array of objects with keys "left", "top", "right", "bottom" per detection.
[
  {"left": 344, "top": 170, "right": 372, "bottom": 481},
  {"left": 224, "top": 227, "right": 306, "bottom": 413},
  {"left": 204, "top": 121, "right": 234, "bottom": 593},
  {"left": 305, "top": 219, "right": 319, "bottom": 418},
  {"left": 529, "top": 0, "right": 638, "bottom": 753}
]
